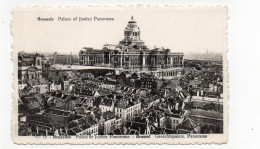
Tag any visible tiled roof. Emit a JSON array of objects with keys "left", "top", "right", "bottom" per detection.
[
  {"left": 103, "top": 111, "right": 114, "bottom": 120},
  {"left": 178, "top": 118, "right": 199, "bottom": 131},
  {"left": 46, "top": 108, "right": 71, "bottom": 116},
  {"left": 186, "top": 109, "right": 223, "bottom": 120},
  {"left": 70, "top": 127, "right": 82, "bottom": 134},
  {"left": 26, "top": 101, "right": 41, "bottom": 110},
  {"left": 115, "top": 99, "right": 128, "bottom": 109}
]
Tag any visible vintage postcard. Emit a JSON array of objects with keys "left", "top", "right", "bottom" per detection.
[{"left": 12, "top": 6, "right": 228, "bottom": 144}]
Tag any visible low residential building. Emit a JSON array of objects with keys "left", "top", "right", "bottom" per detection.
[
  {"left": 42, "top": 108, "right": 72, "bottom": 126},
  {"left": 99, "top": 111, "right": 122, "bottom": 135},
  {"left": 160, "top": 111, "right": 186, "bottom": 130},
  {"left": 99, "top": 83, "right": 116, "bottom": 91},
  {"left": 185, "top": 109, "right": 223, "bottom": 133},
  {"left": 18, "top": 52, "right": 43, "bottom": 81},
  {"left": 177, "top": 118, "right": 201, "bottom": 134},
  {"left": 63, "top": 81, "right": 70, "bottom": 92},
  {"left": 25, "top": 98, "right": 42, "bottom": 113},
  {"left": 67, "top": 116, "right": 98, "bottom": 135},
  {"left": 33, "top": 84, "right": 49, "bottom": 94},
  {"left": 18, "top": 83, "right": 27, "bottom": 91},
  {"left": 115, "top": 99, "right": 141, "bottom": 121},
  {"left": 28, "top": 120, "right": 55, "bottom": 136},
  {"left": 99, "top": 98, "right": 115, "bottom": 113},
  {"left": 50, "top": 82, "right": 62, "bottom": 91},
  {"left": 99, "top": 95, "right": 142, "bottom": 121},
  {"left": 141, "top": 96, "right": 161, "bottom": 110},
  {"left": 140, "top": 76, "right": 157, "bottom": 89}
]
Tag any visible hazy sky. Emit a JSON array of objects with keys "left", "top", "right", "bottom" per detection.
[{"left": 13, "top": 7, "right": 227, "bottom": 54}]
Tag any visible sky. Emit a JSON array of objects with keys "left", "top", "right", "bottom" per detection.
[{"left": 13, "top": 7, "right": 227, "bottom": 55}]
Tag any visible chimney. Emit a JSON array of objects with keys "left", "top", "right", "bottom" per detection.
[
  {"left": 45, "top": 129, "right": 48, "bottom": 136},
  {"left": 112, "top": 99, "right": 116, "bottom": 115},
  {"left": 175, "top": 102, "right": 179, "bottom": 111},
  {"left": 181, "top": 101, "right": 185, "bottom": 110},
  {"left": 156, "top": 112, "right": 160, "bottom": 127},
  {"left": 65, "top": 128, "right": 68, "bottom": 135},
  {"left": 167, "top": 103, "right": 171, "bottom": 111},
  {"left": 197, "top": 90, "right": 200, "bottom": 97}
]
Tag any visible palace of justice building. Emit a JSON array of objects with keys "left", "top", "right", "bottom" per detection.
[{"left": 79, "top": 16, "right": 184, "bottom": 77}]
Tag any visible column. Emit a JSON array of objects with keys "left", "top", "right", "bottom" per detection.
[
  {"left": 108, "top": 52, "right": 111, "bottom": 66},
  {"left": 102, "top": 53, "right": 104, "bottom": 65},
  {"left": 179, "top": 57, "right": 181, "bottom": 67},
  {"left": 182, "top": 57, "right": 184, "bottom": 67},
  {"left": 120, "top": 55, "right": 123, "bottom": 67},
  {"left": 143, "top": 56, "right": 146, "bottom": 66}
]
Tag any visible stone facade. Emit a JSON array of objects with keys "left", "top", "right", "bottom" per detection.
[
  {"left": 79, "top": 16, "right": 184, "bottom": 71},
  {"left": 18, "top": 53, "right": 43, "bottom": 81}
]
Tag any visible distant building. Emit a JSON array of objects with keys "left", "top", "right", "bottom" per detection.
[
  {"left": 184, "top": 59, "right": 222, "bottom": 68},
  {"left": 18, "top": 52, "right": 43, "bottom": 81},
  {"left": 99, "top": 77, "right": 117, "bottom": 91},
  {"left": 53, "top": 52, "right": 78, "bottom": 65},
  {"left": 79, "top": 16, "right": 184, "bottom": 71},
  {"left": 139, "top": 76, "right": 158, "bottom": 89}
]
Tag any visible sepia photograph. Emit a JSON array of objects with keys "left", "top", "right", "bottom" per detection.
[{"left": 12, "top": 6, "right": 228, "bottom": 144}]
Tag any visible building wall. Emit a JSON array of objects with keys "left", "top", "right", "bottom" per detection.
[
  {"left": 78, "top": 17, "right": 184, "bottom": 70},
  {"left": 160, "top": 116, "right": 184, "bottom": 129},
  {"left": 53, "top": 54, "right": 75, "bottom": 65},
  {"left": 33, "top": 84, "right": 49, "bottom": 94},
  {"left": 79, "top": 51, "right": 184, "bottom": 70},
  {"left": 42, "top": 113, "right": 69, "bottom": 126},
  {"left": 99, "top": 84, "right": 116, "bottom": 90},
  {"left": 18, "top": 84, "right": 27, "bottom": 91},
  {"left": 115, "top": 103, "right": 141, "bottom": 120},
  {"left": 19, "top": 67, "right": 42, "bottom": 81},
  {"left": 77, "top": 124, "right": 99, "bottom": 135},
  {"left": 50, "top": 83, "right": 61, "bottom": 91},
  {"left": 99, "top": 105, "right": 113, "bottom": 113}
]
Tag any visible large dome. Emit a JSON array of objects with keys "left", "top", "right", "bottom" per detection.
[{"left": 119, "top": 16, "right": 145, "bottom": 47}]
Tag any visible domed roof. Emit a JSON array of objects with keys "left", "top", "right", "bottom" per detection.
[
  {"left": 119, "top": 16, "right": 146, "bottom": 47},
  {"left": 128, "top": 16, "right": 137, "bottom": 23}
]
